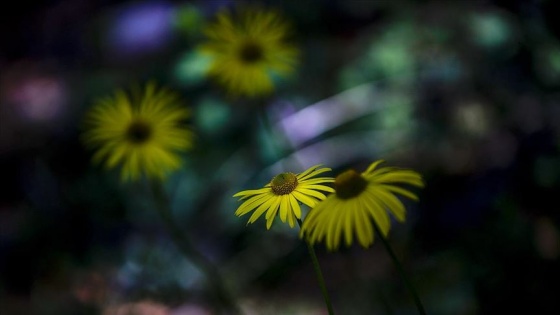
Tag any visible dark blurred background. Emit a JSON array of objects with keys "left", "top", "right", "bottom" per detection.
[{"left": 1, "top": 0, "right": 559, "bottom": 314}]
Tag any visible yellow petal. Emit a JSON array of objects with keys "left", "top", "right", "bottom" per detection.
[
  {"left": 235, "top": 192, "right": 271, "bottom": 216},
  {"left": 370, "top": 186, "right": 406, "bottom": 222},
  {"left": 289, "top": 194, "right": 302, "bottom": 219},
  {"left": 363, "top": 160, "right": 385, "bottom": 176},
  {"left": 381, "top": 185, "right": 419, "bottom": 201},
  {"left": 279, "top": 195, "right": 290, "bottom": 223},
  {"left": 295, "top": 188, "right": 328, "bottom": 200},
  {"left": 292, "top": 190, "right": 319, "bottom": 208},
  {"left": 247, "top": 196, "right": 277, "bottom": 224}
]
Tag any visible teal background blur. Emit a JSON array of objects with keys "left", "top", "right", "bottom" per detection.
[{"left": 1, "top": 0, "right": 559, "bottom": 314}]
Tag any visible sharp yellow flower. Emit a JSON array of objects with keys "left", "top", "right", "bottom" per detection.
[
  {"left": 233, "top": 165, "right": 334, "bottom": 229},
  {"left": 300, "top": 160, "right": 424, "bottom": 251},
  {"left": 199, "top": 7, "right": 298, "bottom": 97},
  {"left": 82, "top": 83, "right": 194, "bottom": 182}
]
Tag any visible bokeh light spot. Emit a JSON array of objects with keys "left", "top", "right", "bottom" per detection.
[
  {"left": 195, "top": 97, "right": 231, "bottom": 135},
  {"left": 174, "top": 51, "right": 212, "bottom": 86},
  {"left": 106, "top": 2, "right": 173, "bottom": 57},
  {"left": 5, "top": 75, "right": 66, "bottom": 122},
  {"left": 469, "top": 12, "right": 511, "bottom": 48}
]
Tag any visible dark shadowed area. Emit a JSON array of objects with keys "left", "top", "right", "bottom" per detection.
[{"left": 1, "top": 0, "right": 559, "bottom": 314}]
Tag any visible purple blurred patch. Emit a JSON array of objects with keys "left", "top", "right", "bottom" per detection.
[{"left": 107, "top": 1, "right": 174, "bottom": 57}]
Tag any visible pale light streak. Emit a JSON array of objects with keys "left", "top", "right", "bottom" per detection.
[{"left": 276, "top": 83, "right": 386, "bottom": 147}]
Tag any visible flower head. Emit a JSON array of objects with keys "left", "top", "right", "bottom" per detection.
[
  {"left": 82, "top": 83, "right": 193, "bottom": 182},
  {"left": 233, "top": 165, "right": 334, "bottom": 229},
  {"left": 199, "top": 7, "right": 298, "bottom": 97},
  {"left": 300, "top": 160, "right": 424, "bottom": 251}
]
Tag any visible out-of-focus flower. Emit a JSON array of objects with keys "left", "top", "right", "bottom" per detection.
[
  {"left": 82, "top": 83, "right": 193, "bottom": 182},
  {"left": 301, "top": 160, "right": 424, "bottom": 251},
  {"left": 233, "top": 165, "right": 334, "bottom": 229},
  {"left": 199, "top": 7, "right": 298, "bottom": 97}
]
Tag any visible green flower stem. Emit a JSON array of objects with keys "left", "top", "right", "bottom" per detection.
[
  {"left": 256, "top": 98, "right": 333, "bottom": 314},
  {"left": 372, "top": 221, "right": 426, "bottom": 315},
  {"left": 151, "top": 181, "right": 242, "bottom": 315},
  {"left": 297, "top": 219, "right": 335, "bottom": 315}
]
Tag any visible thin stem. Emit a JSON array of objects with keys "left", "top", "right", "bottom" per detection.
[
  {"left": 297, "top": 219, "right": 335, "bottom": 315},
  {"left": 372, "top": 221, "right": 426, "bottom": 315},
  {"left": 255, "top": 93, "right": 333, "bottom": 314},
  {"left": 150, "top": 181, "right": 242, "bottom": 315}
]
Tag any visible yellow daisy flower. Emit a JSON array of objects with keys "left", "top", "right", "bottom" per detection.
[
  {"left": 82, "top": 83, "right": 193, "bottom": 182},
  {"left": 199, "top": 7, "right": 298, "bottom": 97},
  {"left": 300, "top": 160, "right": 424, "bottom": 251},
  {"left": 233, "top": 165, "right": 334, "bottom": 229}
]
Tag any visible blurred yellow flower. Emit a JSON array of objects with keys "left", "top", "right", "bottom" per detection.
[
  {"left": 82, "top": 83, "right": 193, "bottom": 182},
  {"left": 300, "top": 160, "right": 424, "bottom": 251},
  {"left": 199, "top": 7, "right": 298, "bottom": 97},
  {"left": 233, "top": 165, "right": 334, "bottom": 229}
]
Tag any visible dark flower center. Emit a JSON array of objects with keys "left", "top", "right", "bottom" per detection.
[
  {"left": 334, "top": 169, "right": 368, "bottom": 199},
  {"left": 271, "top": 172, "right": 298, "bottom": 195},
  {"left": 126, "top": 120, "right": 152, "bottom": 143},
  {"left": 239, "top": 41, "right": 264, "bottom": 63}
]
